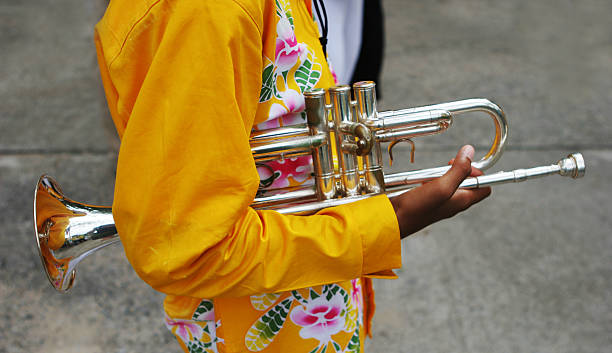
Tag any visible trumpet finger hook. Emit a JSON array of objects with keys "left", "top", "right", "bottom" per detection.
[{"left": 388, "top": 138, "right": 415, "bottom": 166}]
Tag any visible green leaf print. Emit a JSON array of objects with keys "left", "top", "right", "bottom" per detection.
[
  {"left": 245, "top": 297, "right": 293, "bottom": 351},
  {"left": 291, "top": 290, "right": 308, "bottom": 304},
  {"left": 323, "top": 283, "right": 344, "bottom": 302},
  {"left": 275, "top": 0, "right": 283, "bottom": 17},
  {"left": 285, "top": 9, "right": 294, "bottom": 27},
  {"left": 275, "top": 0, "right": 294, "bottom": 27},
  {"left": 344, "top": 326, "right": 361, "bottom": 353},
  {"left": 259, "top": 64, "right": 278, "bottom": 103},
  {"left": 186, "top": 341, "right": 204, "bottom": 353},
  {"left": 343, "top": 291, "right": 359, "bottom": 332},
  {"left": 192, "top": 299, "right": 214, "bottom": 321},
  {"left": 295, "top": 58, "right": 322, "bottom": 94},
  {"left": 186, "top": 339, "right": 215, "bottom": 353},
  {"left": 250, "top": 293, "right": 281, "bottom": 311}
]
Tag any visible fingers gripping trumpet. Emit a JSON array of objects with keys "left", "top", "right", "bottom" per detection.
[{"left": 34, "top": 81, "right": 585, "bottom": 292}]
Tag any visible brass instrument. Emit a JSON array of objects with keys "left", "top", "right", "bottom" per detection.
[{"left": 34, "top": 82, "right": 585, "bottom": 292}]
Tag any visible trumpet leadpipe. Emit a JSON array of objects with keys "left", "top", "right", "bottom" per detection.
[
  {"left": 459, "top": 153, "right": 585, "bottom": 188},
  {"left": 270, "top": 153, "right": 586, "bottom": 216},
  {"left": 384, "top": 153, "right": 585, "bottom": 190},
  {"left": 384, "top": 165, "right": 454, "bottom": 187}
]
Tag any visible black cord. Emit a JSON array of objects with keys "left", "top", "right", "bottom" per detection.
[{"left": 312, "top": 0, "right": 328, "bottom": 58}]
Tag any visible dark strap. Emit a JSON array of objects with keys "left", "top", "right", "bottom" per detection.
[
  {"left": 350, "top": 0, "right": 384, "bottom": 96},
  {"left": 313, "top": 0, "right": 329, "bottom": 58}
]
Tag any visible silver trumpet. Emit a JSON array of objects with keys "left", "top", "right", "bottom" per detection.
[{"left": 34, "top": 82, "right": 585, "bottom": 292}]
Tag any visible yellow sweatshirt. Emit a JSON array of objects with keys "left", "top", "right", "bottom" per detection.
[{"left": 95, "top": 0, "right": 401, "bottom": 351}]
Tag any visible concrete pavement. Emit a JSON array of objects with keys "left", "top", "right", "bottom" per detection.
[{"left": 1, "top": 0, "right": 610, "bottom": 352}]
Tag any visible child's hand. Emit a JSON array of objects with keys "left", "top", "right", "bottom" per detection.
[{"left": 389, "top": 145, "right": 491, "bottom": 238}]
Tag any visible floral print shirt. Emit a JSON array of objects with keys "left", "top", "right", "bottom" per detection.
[{"left": 165, "top": 280, "right": 368, "bottom": 353}]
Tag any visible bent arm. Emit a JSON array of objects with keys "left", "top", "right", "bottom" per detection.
[{"left": 95, "top": 0, "right": 401, "bottom": 299}]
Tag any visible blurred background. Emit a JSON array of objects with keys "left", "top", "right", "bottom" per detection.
[{"left": 1, "top": 0, "right": 610, "bottom": 352}]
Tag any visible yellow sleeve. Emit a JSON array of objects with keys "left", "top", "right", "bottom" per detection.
[{"left": 95, "top": 0, "right": 401, "bottom": 299}]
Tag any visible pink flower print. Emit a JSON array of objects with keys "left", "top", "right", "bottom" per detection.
[
  {"left": 350, "top": 279, "right": 363, "bottom": 325},
  {"left": 275, "top": 16, "right": 301, "bottom": 72},
  {"left": 256, "top": 163, "right": 280, "bottom": 189},
  {"left": 263, "top": 156, "right": 313, "bottom": 189},
  {"left": 279, "top": 88, "right": 305, "bottom": 125},
  {"left": 351, "top": 279, "right": 361, "bottom": 310},
  {"left": 281, "top": 88, "right": 305, "bottom": 112},
  {"left": 195, "top": 309, "right": 215, "bottom": 322},
  {"left": 259, "top": 88, "right": 305, "bottom": 128},
  {"left": 327, "top": 59, "right": 339, "bottom": 85},
  {"left": 290, "top": 294, "right": 347, "bottom": 342},
  {"left": 165, "top": 315, "right": 204, "bottom": 343},
  {"left": 269, "top": 102, "right": 291, "bottom": 124},
  {"left": 52, "top": 263, "right": 67, "bottom": 288}
]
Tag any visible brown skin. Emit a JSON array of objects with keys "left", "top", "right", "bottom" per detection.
[{"left": 389, "top": 145, "right": 492, "bottom": 239}]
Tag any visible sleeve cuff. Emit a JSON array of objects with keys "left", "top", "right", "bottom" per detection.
[{"left": 346, "top": 194, "right": 402, "bottom": 276}]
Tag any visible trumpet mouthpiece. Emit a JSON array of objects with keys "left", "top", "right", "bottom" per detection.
[{"left": 559, "top": 153, "right": 586, "bottom": 179}]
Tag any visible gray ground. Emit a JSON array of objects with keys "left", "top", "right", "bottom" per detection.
[{"left": 1, "top": 0, "right": 610, "bottom": 352}]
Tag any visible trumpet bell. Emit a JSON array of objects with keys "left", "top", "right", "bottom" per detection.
[{"left": 34, "top": 175, "right": 118, "bottom": 292}]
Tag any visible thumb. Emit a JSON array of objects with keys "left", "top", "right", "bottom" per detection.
[
  {"left": 413, "top": 145, "right": 475, "bottom": 209},
  {"left": 439, "top": 145, "right": 474, "bottom": 191}
]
